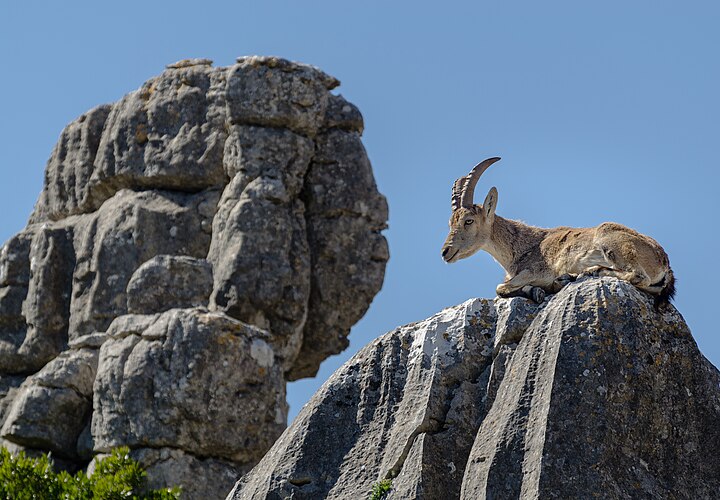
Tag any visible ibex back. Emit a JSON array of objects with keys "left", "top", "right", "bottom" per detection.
[{"left": 441, "top": 157, "right": 675, "bottom": 307}]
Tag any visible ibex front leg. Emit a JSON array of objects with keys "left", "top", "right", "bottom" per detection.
[{"left": 496, "top": 270, "right": 546, "bottom": 303}]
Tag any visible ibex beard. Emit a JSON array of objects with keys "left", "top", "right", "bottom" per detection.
[{"left": 441, "top": 157, "right": 675, "bottom": 308}]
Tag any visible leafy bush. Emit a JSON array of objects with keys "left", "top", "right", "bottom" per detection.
[
  {"left": 369, "top": 478, "right": 393, "bottom": 500},
  {"left": 0, "top": 446, "right": 180, "bottom": 499}
]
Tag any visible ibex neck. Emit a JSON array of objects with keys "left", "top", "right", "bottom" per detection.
[{"left": 486, "top": 215, "right": 546, "bottom": 276}]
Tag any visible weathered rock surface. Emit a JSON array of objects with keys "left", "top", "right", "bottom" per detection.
[
  {"left": 130, "top": 447, "right": 247, "bottom": 500},
  {"left": 89, "top": 308, "right": 286, "bottom": 495},
  {"left": 1, "top": 347, "right": 97, "bottom": 459},
  {"left": 93, "top": 309, "right": 286, "bottom": 461},
  {"left": 0, "top": 56, "right": 388, "bottom": 498},
  {"left": 0, "top": 225, "right": 76, "bottom": 374},
  {"left": 229, "top": 277, "right": 720, "bottom": 500},
  {"left": 69, "top": 188, "right": 215, "bottom": 339},
  {"left": 126, "top": 255, "right": 214, "bottom": 314}
]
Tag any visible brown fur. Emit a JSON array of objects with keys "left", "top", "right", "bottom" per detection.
[{"left": 442, "top": 197, "right": 675, "bottom": 306}]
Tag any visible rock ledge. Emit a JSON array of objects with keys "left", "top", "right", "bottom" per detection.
[{"left": 230, "top": 277, "right": 720, "bottom": 500}]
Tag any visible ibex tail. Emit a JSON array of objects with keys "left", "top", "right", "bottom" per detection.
[{"left": 654, "top": 268, "right": 676, "bottom": 309}]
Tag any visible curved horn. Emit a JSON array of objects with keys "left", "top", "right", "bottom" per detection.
[
  {"left": 459, "top": 157, "right": 501, "bottom": 208},
  {"left": 451, "top": 177, "right": 465, "bottom": 211}
]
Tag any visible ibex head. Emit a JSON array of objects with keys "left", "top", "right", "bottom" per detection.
[{"left": 441, "top": 157, "right": 501, "bottom": 263}]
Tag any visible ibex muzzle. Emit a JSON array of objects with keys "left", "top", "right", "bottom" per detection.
[
  {"left": 442, "top": 157, "right": 675, "bottom": 307},
  {"left": 441, "top": 157, "right": 501, "bottom": 264}
]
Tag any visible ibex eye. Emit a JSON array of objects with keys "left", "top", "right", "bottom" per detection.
[{"left": 464, "top": 219, "right": 474, "bottom": 226}]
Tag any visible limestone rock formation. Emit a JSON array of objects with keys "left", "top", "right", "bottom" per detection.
[
  {"left": 229, "top": 277, "right": 720, "bottom": 500},
  {"left": 0, "top": 56, "right": 388, "bottom": 498}
]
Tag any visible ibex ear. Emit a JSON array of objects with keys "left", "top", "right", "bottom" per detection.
[{"left": 482, "top": 187, "right": 498, "bottom": 219}]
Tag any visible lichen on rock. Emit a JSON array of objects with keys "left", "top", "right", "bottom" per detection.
[
  {"left": 229, "top": 277, "right": 720, "bottom": 500},
  {"left": 0, "top": 56, "right": 388, "bottom": 498}
]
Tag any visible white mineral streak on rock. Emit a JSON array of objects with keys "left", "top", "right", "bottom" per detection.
[
  {"left": 230, "top": 278, "right": 720, "bottom": 500},
  {"left": 250, "top": 339, "right": 274, "bottom": 368}
]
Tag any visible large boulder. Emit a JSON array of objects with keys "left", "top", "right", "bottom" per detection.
[
  {"left": 229, "top": 277, "right": 720, "bottom": 500},
  {"left": 68, "top": 188, "right": 215, "bottom": 339},
  {"left": 226, "top": 56, "right": 339, "bottom": 137},
  {"left": 207, "top": 124, "right": 315, "bottom": 369},
  {"left": 1, "top": 347, "right": 98, "bottom": 459},
  {"left": 30, "top": 59, "right": 227, "bottom": 221},
  {"left": 91, "top": 308, "right": 285, "bottom": 494},
  {"left": 125, "top": 255, "right": 214, "bottom": 314},
  {"left": 29, "top": 105, "right": 112, "bottom": 222},
  {"left": 0, "top": 56, "right": 388, "bottom": 498},
  {"left": 0, "top": 225, "right": 75, "bottom": 374},
  {"left": 92, "top": 309, "right": 286, "bottom": 461}
]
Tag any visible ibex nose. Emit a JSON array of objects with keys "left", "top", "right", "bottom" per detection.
[{"left": 441, "top": 247, "right": 450, "bottom": 258}]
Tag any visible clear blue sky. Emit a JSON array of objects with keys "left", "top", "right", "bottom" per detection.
[{"left": 1, "top": 2, "right": 718, "bottom": 422}]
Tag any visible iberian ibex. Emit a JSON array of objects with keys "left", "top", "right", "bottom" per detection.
[{"left": 441, "top": 157, "right": 675, "bottom": 306}]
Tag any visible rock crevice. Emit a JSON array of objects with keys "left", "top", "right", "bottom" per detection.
[
  {"left": 0, "top": 56, "right": 388, "bottom": 499},
  {"left": 230, "top": 277, "right": 720, "bottom": 500}
]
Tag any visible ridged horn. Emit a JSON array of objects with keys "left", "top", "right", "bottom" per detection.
[
  {"left": 459, "top": 157, "right": 501, "bottom": 208},
  {"left": 451, "top": 177, "right": 465, "bottom": 211}
]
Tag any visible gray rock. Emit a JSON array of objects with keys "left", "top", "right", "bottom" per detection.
[
  {"left": 229, "top": 278, "right": 720, "bottom": 500},
  {"left": 88, "top": 66, "right": 228, "bottom": 213},
  {"left": 75, "top": 422, "right": 94, "bottom": 461},
  {"left": 461, "top": 278, "right": 720, "bottom": 499},
  {"left": 92, "top": 308, "right": 287, "bottom": 465},
  {"left": 88, "top": 446, "right": 247, "bottom": 499},
  {"left": 303, "top": 129, "right": 388, "bottom": 219},
  {"left": 133, "top": 447, "right": 248, "bottom": 500},
  {"left": 493, "top": 294, "right": 538, "bottom": 353},
  {"left": 126, "top": 255, "right": 213, "bottom": 314},
  {"left": 323, "top": 94, "right": 364, "bottom": 133},
  {"left": 0, "top": 231, "right": 33, "bottom": 340},
  {"left": 227, "top": 56, "right": 338, "bottom": 137},
  {"left": 21, "top": 226, "right": 75, "bottom": 359},
  {"left": 208, "top": 125, "right": 314, "bottom": 368},
  {"left": 2, "top": 386, "right": 86, "bottom": 455},
  {"left": 1, "top": 348, "right": 98, "bottom": 458},
  {"left": 26, "top": 346, "right": 97, "bottom": 397},
  {"left": 30, "top": 64, "right": 228, "bottom": 221},
  {"left": 0, "top": 376, "right": 24, "bottom": 423},
  {"left": 229, "top": 298, "right": 499, "bottom": 499},
  {"left": 69, "top": 189, "right": 214, "bottom": 339},
  {"left": 29, "top": 105, "right": 112, "bottom": 223},
  {"left": 68, "top": 332, "right": 109, "bottom": 349},
  {"left": 0, "top": 286, "right": 27, "bottom": 334},
  {"left": 292, "top": 129, "right": 389, "bottom": 379},
  {"left": 0, "top": 56, "right": 388, "bottom": 496},
  {"left": 16, "top": 56, "right": 387, "bottom": 383},
  {"left": 166, "top": 58, "right": 214, "bottom": 69},
  {"left": 0, "top": 230, "right": 33, "bottom": 286},
  {"left": 0, "top": 225, "right": 75, "bottom": 374}
]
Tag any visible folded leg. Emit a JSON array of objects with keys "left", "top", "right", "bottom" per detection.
[{"left": 496, "top": 271, "right": 546, "bottom": 303}]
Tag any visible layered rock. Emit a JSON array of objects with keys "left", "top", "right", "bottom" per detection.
[
  {"left": 1, "top": 345, "right": 97, "bottom": 460},
  {"left": 230, "top": 277, "right": 720, "bottom": 500},
  {"left": 92, "top": 309, "right": 286, "bottom": 462},
  {"left": 0, "top": 56, "right": 388, "bottom": 497}
]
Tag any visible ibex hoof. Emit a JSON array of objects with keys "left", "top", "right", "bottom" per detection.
[
  {"left": 579, "top": 269, "right": 601, "bottom": 279},
  {"left": 554, "top": 273, "right": 577, "bottom": 289},
  {"left": 530, "top": 286, "right": 546, "bottom": 303}
]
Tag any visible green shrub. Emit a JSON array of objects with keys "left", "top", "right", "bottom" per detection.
[
  {"left": 369, "top": 478, "right": 393, "bottom": 500},
  {"left": 0, "top": 446, "right": 180, "bottom": 499}
]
